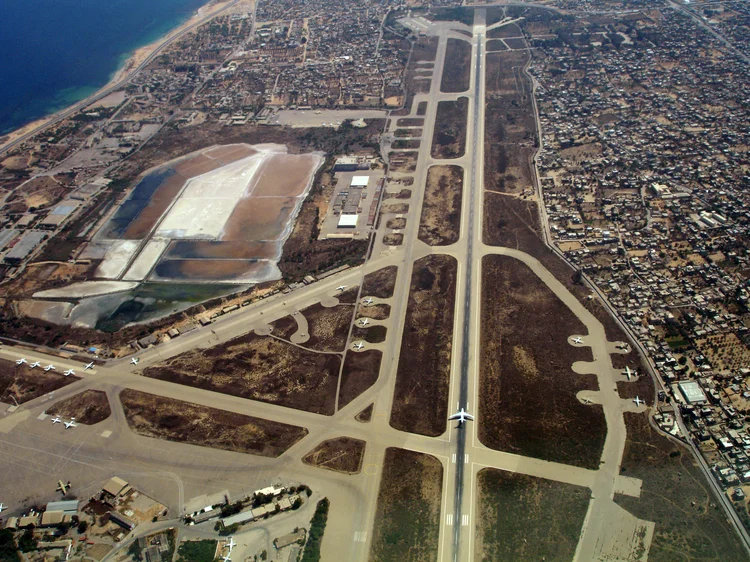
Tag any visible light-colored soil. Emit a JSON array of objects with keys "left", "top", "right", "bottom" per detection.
[
  {"left": 419, "top": 165, "right": 463, "bottom": 245},
  {"left": 47, "top": 390, "right": 111, "bottom": 425}
]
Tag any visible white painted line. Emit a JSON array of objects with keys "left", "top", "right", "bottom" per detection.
[
  {"left": 447, "top": 513, "right": 453, "bottom": 526},
  {"left": 462, "top": 514, "right": 469, "bottom": 526},
  {"left": 452, "top": 453, "right": 456, "bottom": 464},
  {"left": 464, "top": 454, "right": 469, "bottom": 464}
]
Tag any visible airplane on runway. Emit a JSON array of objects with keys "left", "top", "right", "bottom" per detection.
[
  {"left": 358, "top": 318, "right": 370, "bottom": 326},
  {"left": 363, "top": 297, "right": 373, "bottom": 305},
  {"left": 63, "top": 369, "right": 75, "bottom": 377},
  {"left": 131, "top": 357, "right": 139, "bottom": 365},
  {"left": 633, "top": 396, "right": 645, "bottom": 407},
  {"left": 623, "top": 366, "right": 635, "bottom": 380},
  {"left": 64, "top": 418, "right": 77, "bottom": 429},
  {"left": 449, "top": 408, "right": 475, "bottom": 425},
  {"left": 336, "top": 285, "right": 346, "bottom": 292},
  {"left": 84, "top": 362, "right": 94, "bottom": 370},
  {"left": 15, "top": 358, "right": 27, "bottom": 365},
  {"left": 572, "top": 336, "right": 583, "bottom": 344},
  {"left": 51, "top": 417, "right": 62, "bottom": 424},
  {"left": 29, "top": 361, "right": 41, "bottom": 369},
  {"left": 44, "top": 364, "right": 55, "bottom": 372},
  {"left": 352, "top": 342, "right": 365, "bottom": 351}
]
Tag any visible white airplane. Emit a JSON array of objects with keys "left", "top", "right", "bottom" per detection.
[
  {"left": 221, "top": 556, "right": 231, "bottom": 562},
  {"left": 633, "top": 396, "right": 644, "bottom": 407},
  {"left": 572, "top": 336, "right": 583, "bottom": 344},
  {"left": 84, "top": 362, "right": 94, "bottom": 370},
  {"left": 336, "top": 285, "right": 346, "bottom": 292},
  {"left": 363, "top": 297, "right": 374, "bottom": 305},
  {"left": 15, "top": 358, "right": 27, "bottom": 365},
  {"left": 63, "top": 369, "right": 75, "bottom": 377},
  {"left": 44, "top": 364, "right": 55, "bottom": 372},
  {"left": 51, "top": 417, "right": 62, "bottom": 424},
  {"left": 64, "top": 418, "right": 77, "bottom": 430},
  {"left": 623, "top": 366, "right": 635, "bottom": 380},
  {"left": 227, "top": 538, "right": 237, "bottom": 551},
  {"left": 0, "top": 503, "right": 5, "bottom": 513},
  {"left": 358, "top": 318, "right": 370, "bottom": 326},
  {"left": 131, "top": 357, "right": 139, "bottom": 365},
  {"left": 449, "top": 408, "right": 474, "bottom": 425},
  {"left": 353, "top": 342, "right": 365, "bottom": 350},
  {"left": 29, "top": 361, "right": 41, "bottom": 369}
]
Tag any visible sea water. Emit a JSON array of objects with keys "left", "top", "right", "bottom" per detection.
[{"left": 0, "top": 0, "right": 209, "bottom": 135}]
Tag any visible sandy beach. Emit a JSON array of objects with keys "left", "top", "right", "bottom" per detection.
[{"left": 0, "top": 0, "right": 240, "bottom": 153}]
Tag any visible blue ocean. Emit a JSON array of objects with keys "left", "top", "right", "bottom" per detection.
[{"left": 0, "top": 0, "right": 209, "bottom": 135}]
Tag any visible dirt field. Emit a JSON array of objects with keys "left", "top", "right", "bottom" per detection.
[
  {"left": 389, "top": 152, "right": 418, "bottom": 173},
  {"left": 339, "top": 350, "right": 382, "bottom": 409},
  {"left": 355, "top": 404, "right": 373, "bottom": 423},
  {"left": 271, "top": 315, "right": 299, "bottom": 339},
  {"left": 441, "top": 38, "right": 472, "bottom": 93},
  {"left": 370, "top": 448, "right": 443, "bottom": 562},
  {"left": 396, "top": 118, "right": 424, "bottom": 128},
  {"left": 487, "top": 39, "right": 509, "bottom": 52},
  {"left": 479, "top": 255, "right": 605, "bottom": 469},
  {"left": 391, "top": 255, "right": 456, "bottom": 436},
  {"left": 419, "top": 165, "right": 463, "bottom": 245},
  {"left": 143, "top": 332, "right": 340, "bottom": 415},
  {"left": 120, "top": 389, "right": 307, "bottom": 457},
  {"left": 615, "top": 413, "right": 750, "bottom": 561},
  {"left": 381, "top": 203, "right": 409, "bottom": 214},
  {"left": 356, "top": 304, "right": 391, "bottom": 321},
  {"left": 0, "top": 359, "right": 80, "bottom": 405},
  {"left": 383, "top": 233, "right": 404, "bottom": 246},
  {"left": 300, "top": 303, "right": 353, "bottom": 352},
  {"left": 431, "top": 98, "right": 468, "bottom": 159},
  {"left": 484, "top": 51, "right": 535, "bottom": 194},
  {"left": 394, "top": 128, "right": 422, "bottom": 138},
  {"left": 302, "top": 437, "right": 366, "bottom": 474},
  {"left": 351, "top": 325, "right": 387, "bottom": 343},
  {"left": 12, "top": 176, "right": 68, "bottom": 210},
  {"left": 476, "top": 469, "right": 591, "bottom": 561},
  {"left": 47, "top": 390, "right": 111, "bottom": 425},
  {"left": 384, "top": 189, "right": 412, "bottom": 200},
  {"left": 416, "top": 102, "right": 427, "bottom": 116},
  {"left": 386, "top": 217, "right": 406, "bottom": 229}
]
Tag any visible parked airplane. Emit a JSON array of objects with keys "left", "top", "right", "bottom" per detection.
[
  {"left": 0, "top": 503, "right": 5, "bottom": 513},
  {"left": 352, "top": 342, "right": 365, "bottom": 351},
  {"left": 633, "top": 396, "right": 644, "bottom": 407},
  {"left": 336, "top": 285, "right": 346, "bottom": 291},
  {"left": 44, "top": 364, "right": 55, "bottom": 372},
  {"left": 64, "top": 418, "right": 77, "bottom": 430},
  {"left": 449, "top": 408, "right": 474, "bottom": 425},
  {"left": 227, "top": 538, "right": 237, "bottom": 551},
  {"left": 572, "top": 336, "right": 583, "bottom": 344},
  {"left": 15, "top": 358, "right": 27, "bottom": 365},
  {"left": 29, "top": 361, "right": 41, "bottom": 369},
  {"left": 131, "top": 357, "right": 139, "bottom": 365},
  {"left": 57, "top": 481, "right": 69, "bottom": 494},
  {"left": 84, "top": 362, "right": 94, "bottom": 370},
  {"left": 363, "top": 297, "right": 374, "bottom": 305},
  {"left": 63, "top": 369, "right": 75, "bottom": 377},
  {"left": 51, "top": 417, "right": 62, "bottom": 424},
  {"left": 358, "top": 318, "right": 370, "bottom": 326},
  {"left": 623, "top": 366, "right": 635, "bottom": 380},
  {"left": 221, "top": 556, "right": 231, "bottom": 562}
]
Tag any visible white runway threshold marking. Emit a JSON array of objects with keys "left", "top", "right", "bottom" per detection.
[
  {"left": 462, "top": 515, "right": 469, "bottom": 526},
  {"left": 447, "top": 514, "right": 453, "bottom": 526},
  {"left": 353, "top": 531, "right": 368, "bottom": 543}
]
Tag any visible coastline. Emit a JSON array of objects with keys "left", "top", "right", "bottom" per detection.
[{"left": 0, "top": 0, "right": 236, "bottom": 153}]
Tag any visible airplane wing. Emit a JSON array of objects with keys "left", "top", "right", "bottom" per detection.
[
  {"left": 465, "top": 414, "right": 475, "bottom": 420},
  {"left": 448, "top": 413, "right": 460, "bottom": 420}
]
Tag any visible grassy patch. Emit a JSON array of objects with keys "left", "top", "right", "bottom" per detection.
[
  {"left": 176, "top": 540, "right": 217, "bottom": 562},
  {"left": 476, "top": 469, "right": 590, "bottom": 561},
  {"left": 370, "top": 448, "right": 442, "bottom": 562},
  {"left": 301, "top": 498, "right": 329, "bottom": 562}
]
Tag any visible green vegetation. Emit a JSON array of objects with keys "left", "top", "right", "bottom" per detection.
[
  {"left": 176, "top": 540, "right": 217, "bottom": 562},
  {"left": 0, "top": 529, "right": 21, "bottom": 562},
  {"left": 301, "top": 498, "right": 330, "bottom": 562},
  {"left": 476, "top": 469, "right": 590, "bottom": 561}
]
